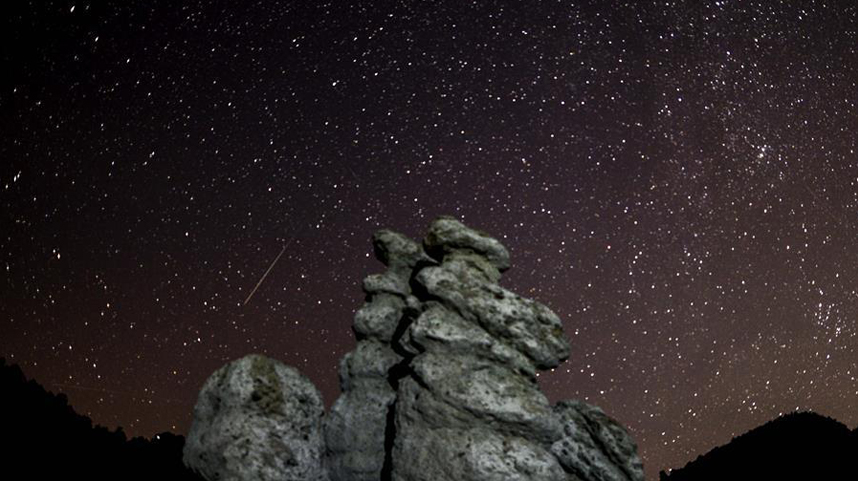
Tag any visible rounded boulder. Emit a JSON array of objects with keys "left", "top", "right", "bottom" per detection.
[{"left": 183, "top": 354, "right": 328, "bottom": 481}]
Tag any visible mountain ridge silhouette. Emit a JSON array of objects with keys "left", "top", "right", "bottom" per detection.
[{"left": 660, "top": 410, "right": 858, "bottom": 480}]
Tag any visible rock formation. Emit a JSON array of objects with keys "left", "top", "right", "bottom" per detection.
[
  {"left": 183, "top": 354, "right": 327, "bottom": 481},
  {"left": 184, "top": 216, "right": 645, "bottom": 481},
  {"left": 323, "top": 229, "right": 429, "bottom": 481},
  {"left": 552, "top": 400, "right": 646, "bottom": 481},
  {"left": 390, "top": 217, "right": 571, "bottom": 481}
]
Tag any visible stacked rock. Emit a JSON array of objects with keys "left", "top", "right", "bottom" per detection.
[
  {"left": 390, "top": 217, "right": 574, "bottom": 481},
  {"left": 323, "top": 229, "right": 431, "bottom": 481}
]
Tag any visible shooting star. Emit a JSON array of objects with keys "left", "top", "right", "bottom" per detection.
[{"left": 243, "top": 244, "right": 287, "bottom": 306}]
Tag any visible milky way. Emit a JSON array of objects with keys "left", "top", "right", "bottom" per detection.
[{"left": 3, "top": 2, "right": 858, "bottom": 477}]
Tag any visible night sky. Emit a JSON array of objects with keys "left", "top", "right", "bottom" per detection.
[{"left": 3, "top": 1, "right": 858, "bottom": 477}]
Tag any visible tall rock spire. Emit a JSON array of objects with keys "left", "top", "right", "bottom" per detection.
[{"left": 323, "top": 229, "right": 431, "bottom": 481}]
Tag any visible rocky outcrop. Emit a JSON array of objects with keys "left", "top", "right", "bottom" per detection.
[
  {"left": 323, "top": 230, "right": 430, "bottom": 481},
  {"left": 183, "top": 354, "right": 327, "bottom": 481},
  {"left": 552, "top": 400, "right": 645, "bottom": 481},
  {"left": 389, "top": 217, "right": 574, "bottom": 481},
  {"left": 185, "top": 216, "right": 645, "bottom": 481}
]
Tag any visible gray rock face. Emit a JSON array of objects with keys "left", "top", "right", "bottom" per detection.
[
  {"left": 402, "top": 351, "right": 561, "bottom": 444},
  {"left": 415, "top": 258, "right": 570, "bottom": 370},
  {"left": 324, "top": 336, "right": 399, "bottom": 481},
  {"left": 323, "top": 230, "right": 425, "bottom": 481},
  {"left": 391, "top": 415, "right": 570, "bottom": 481},
  {"left": 423, "top": 216, "right": 511, "bottom": 272},
  {"left": 183, "top": 354, "right": 327, "bottom": 481},
  {"left": 551, "top": 400, "right": 645, "bottom": 481},
  {"left": 390, "top": 217, "right": 573, "bottom": 481},
  {"left": 353, "top": 293, "right": 405, "bottom": 342},
  {"left": 186, "top": 217, "right": 645, "bottom": 481},
  {"left": 372, "top": 228, "right": 434, "bottom": 274},
  {"left": 323, "top": 378, "right": 395, "bottom": 481},
  {"left": 400, "top": 303, "right": 536, "bottom": 380}
]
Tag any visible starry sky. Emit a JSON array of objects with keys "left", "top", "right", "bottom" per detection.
[{"left": 3, "top": 1, "right": 858, "bottom": 477}]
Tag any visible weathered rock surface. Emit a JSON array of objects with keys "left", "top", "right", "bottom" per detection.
[
  {"left": 323, "top": 230, "right": 426, "bottom": 481},
  {"left": 323, "top": 378, "right": 395, "bottom": 481},
  {"left": 400, "top": 303, "right": 537, "bottom": 380},
  {"left": 392, "top": 419, "right": 571, "bottom": 481},
  {"left": 423, "top": 215, "right": 511, "bottom": 272},
  {"left": 551, "top": 400, "right": 645, "bottom": 481},
  {"left": 415, "top": 259, "right": 570, "bottom": 369},
  {"left": 353, "top": 293, "right": 405, "bottom": 342},
  {"left": 183, "top": 354, "right": 327, "bottom": 481},
  {"left": 390, "top": 217, "right": 572, "bottom": 481},
  {"left": 372, "top": 228, "right": 434, "bottom": 274},
  {"left": 402, "top": 351, "right": 562, "bottom": 444}
]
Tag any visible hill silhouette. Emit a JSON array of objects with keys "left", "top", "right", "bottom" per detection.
[
  {"left": 660, "top": 411, "right": 858, "bottom": 480},
  {"left": 0, "top": 357, "right": 203, "bottom": 481}
]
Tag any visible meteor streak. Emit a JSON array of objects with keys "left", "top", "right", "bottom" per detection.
[{"left": 243, "top": 244, "right": 287, "bottom": 306}]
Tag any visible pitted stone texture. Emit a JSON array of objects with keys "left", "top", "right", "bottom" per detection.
[
  {"left": 323, "top": 231, "right": 424, "bottom": 481},
  {"left": 440, "top": 251, "right": 502, "bottom": 284},
  {"left": 551, "top": 400, "right": 645, "bottom": 481},
  {"left": 373, "top": 229, "right": 434, "bottom": 272},
  {"left": 337, "top": 340, "right": 401, "bottom": 390},
  {"left": 362, "top": 271, "right": 410, "bottom": 297},
  {"left": 416, "top": 262, "right": 570, "bottom": 369},
  {"left": 423, "top": 216, "right": 511, "bottom": 271},
  {"left": 324, "top": 380, "right": 395, "bottom": 481},
  {"left": 183, "top": 354, "right": 327, "bottom": 481},
  {"left": 353, "top": 293, "right": 406, "bottom": 342},
  {"left": 324, "top": 339, "right": 402, "bottom": 481},
  {"left": 325, "top": 340, "right": 401, "bottom": 481},
  {"left": 391, "top": 422, "right": 569, "bottom": 481},
  {"left": 400, "top": 352, "right": 562, "bottom": 445},
  {"left": 400, "top": 303, "right": 536, "bottom": 379}
]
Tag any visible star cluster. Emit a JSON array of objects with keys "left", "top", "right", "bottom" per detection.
[{"left": 3, "top": 2, "right": 858, "bottom": 477}]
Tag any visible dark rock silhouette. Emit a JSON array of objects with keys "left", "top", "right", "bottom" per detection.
[
  {"left": 659, "top": 411, "right": 857, "bottom": 480},
  {"left": 0, "top": 357, "right": 204, "bottom": 481}
]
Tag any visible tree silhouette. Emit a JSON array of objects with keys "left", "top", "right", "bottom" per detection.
[{"left": 0, "top": 357, "right": 204, "bottom": 481}]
